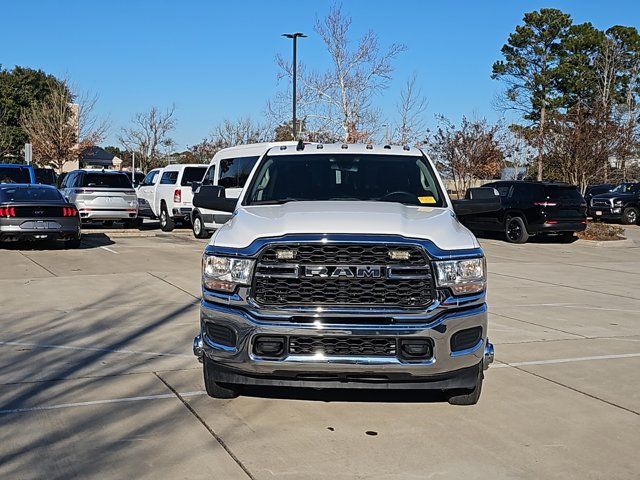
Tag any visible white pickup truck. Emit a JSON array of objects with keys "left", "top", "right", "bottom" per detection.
[
  {"left": 136, "top": 164, "right": 207, "bottom": 231},
  {"left": 192, "top": 143, "right": 499, "bottom": 405}
]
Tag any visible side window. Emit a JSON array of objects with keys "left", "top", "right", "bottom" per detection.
[
  {"left": 72, "top": 173, "right": 83, "bottom": 188},
  {"left": 494, "top": 185, "right": 511, "bottom": 197},
  {"left": 62, "top": 173, "right": 73, "bottom": 188},
  {"left": 160, "top": 171, "right": 178, "bottom": 185},
  {"left": 202, "top": 165, "right": 216, "bottom": 185},
  {"left": 142, "top": 170, "right": 158, "bottom": 186},
  {"left": 218, "top": 158, "right": 239, "bottom": 188},
  {"left": 218, "top": 156, "right": 259, "bottom": 188}
]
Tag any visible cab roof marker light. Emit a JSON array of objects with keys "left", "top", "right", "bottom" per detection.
[
  {"left": 366, "top": 144, "right": 373, "bottom": 150},
  {"left": 279, "top": 145, "right": 287, "bottom": 150},
  {"left": 383, "top": 145, "right": 391, "bottom": 149},
  {"left": 403, "top": 145, "right": 410, "bottom": 151},
  {"left": 316, "top": 144, "right": 324, "bottom": 149},
  {"left": 341, "top": 144, "right": 348, "bottom": 149}
]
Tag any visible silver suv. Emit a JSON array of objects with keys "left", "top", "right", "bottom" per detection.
[{"left": 60, "top": 170, "right": 139, "bottom": 226}]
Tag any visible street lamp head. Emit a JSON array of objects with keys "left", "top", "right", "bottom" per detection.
[{"left": 282, "top": 32, "right": 307, "bottom": 39}]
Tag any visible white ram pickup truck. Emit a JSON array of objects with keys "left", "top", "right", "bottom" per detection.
[{"left": 193, "top": 143, "right": 499, "bottom": 405}]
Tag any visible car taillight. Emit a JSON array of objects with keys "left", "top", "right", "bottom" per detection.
[
  {"left": 534, "top": 201, "right": 558, "bottom": 207},
  {"left": 0, "top": 207, "right": 16, "bottom": 217},
  {"left": 174, "top": 189, "right": 182, "bottom": 203},
  {"left": 62, "top": 206, "right": 78, "bottom": 217}
]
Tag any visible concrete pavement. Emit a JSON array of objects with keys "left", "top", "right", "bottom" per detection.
[{"left": 1, "top": 227, "right": 639, "bottom": 479}]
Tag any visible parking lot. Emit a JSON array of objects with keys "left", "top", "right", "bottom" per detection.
[{"left": 1, "top": 226, "right": 639, "bottom": 479}]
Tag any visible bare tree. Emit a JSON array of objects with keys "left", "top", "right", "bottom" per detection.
[
  {"left": 428, "top": 116, "right": 504, "bottom": 196},
  {"left": 272, "top": 4, "right": 405, "bottom": 142},
  {"left": 20, "top": 80, "right": 107, "bottom": 172},
  {"left": 189, "top": 117, "right": 273, "bottom": 162},
  {"left": 391, "top": 74, "right": 428, "bottom": 146},
  {"left": 119, "top": 106, "right": 176, "bottom": 171}
]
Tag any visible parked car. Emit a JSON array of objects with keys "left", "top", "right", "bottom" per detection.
[
  {"left": 590, "top": 182, "right": 640, "bottom": 225},
  {"left": 191, "top": 142, "right": 296, "bottom": 238},
  {"left": 0, "top": 164, "right": 36, "bottom": 184},
  {"left": 0, "top": 184, "right": 81, "bottom": 247},
  {"left": 34, "top": 167, "right": 58, "bottom": 186},
  {"left": 458, "top": 181, "right": 587, "bottom": 243},
  {"left": 59, "top": 169, "right": 139, "bottom": 227},
  {"left": 136, "top": 164, "right": 207, "bottom": 231},
  {"left": 584, "top": 183, "right": 614, "bottom": 211},
  {"left": 192, "top": 142, "right": 499, "bottom": 405}
]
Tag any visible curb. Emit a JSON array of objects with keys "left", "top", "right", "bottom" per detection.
[{"left": 576, "top": 237, "right": 635, "bottom": 247}]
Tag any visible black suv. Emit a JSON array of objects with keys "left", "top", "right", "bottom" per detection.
[
  {"left": 590, "top": 182, "right": 640, "bottom": 225},
  {"left": 459, "top": 181, "right": 587, "bottom": 243}
]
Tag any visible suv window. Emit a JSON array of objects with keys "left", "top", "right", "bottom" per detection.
[
  {"left": 180, "top": 167, "right": 207, "bottom": 186},
  {"left": 218, "top": 156, "right": 259, "bottom": 189},
  {"left": 202, "top": 165, "right": 216, "bottom": 185},
  {"left": 142, "top": 170, "right": 159, "bottom": 186},
  {"left": 34, "top": 168, "right": 57, "bottom": 185},
  {"left": 545, "top": 186, "right": 582, "bottom": 200},
  {"left": 82, "top": 172, "right": 132, "bottom": 188},
  {"left": 62, "top": 172, "right": 77, "bottom": 188},
  {"left": 0, "top": 166, "right": 31, "bottom": 184},
  {"left": 510, "top": 183, "right": 542, "bottom": 203},
  {"left": 160, "top": 171, "right": 178, "bottom": 185}
]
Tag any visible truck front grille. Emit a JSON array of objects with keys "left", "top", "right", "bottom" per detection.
[
  {"left": 252, "top": 243, "right": 434, "bottom": 308},
  {"left": 289, "top": 336, "right": 396, "bottom": 356},
  {"left": 591, "top": 199, "right": 612, "bottom": 207}
]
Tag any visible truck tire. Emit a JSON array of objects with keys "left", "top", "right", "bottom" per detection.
[
  {"left": 203, "top": 357, "right": 241, "bottom": 399},
  {"left": 559, "top": 231, "right": 575, "bottom": 243},
  {"left": 505, "top": 216, "right": 529, "bottom": 243},
  {"left": 447, "top": 365, "right": 483, "bottom": 406},
  {"left": 622, "top": 207, "right": 638, "bottom": 225},
  {"left": 192, "top": 214, "right": 209, "bottom": 239},
  {"left": 160, "top": 203, "right": 175, "bottom": 232}
]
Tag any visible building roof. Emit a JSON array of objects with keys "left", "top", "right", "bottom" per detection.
[{"left": 80, "top": 146, "right": 114, "bottom": 167}]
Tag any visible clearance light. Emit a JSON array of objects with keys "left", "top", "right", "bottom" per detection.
[
  {"left": 275, "top": 249, "right": 297, "bottom": 260},
  {"left": 389, "top": 250, "right": 411, "bottom": 261}
]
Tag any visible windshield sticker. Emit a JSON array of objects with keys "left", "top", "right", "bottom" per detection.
[{"left": 418, "top": 196, "right": 436, "bottom": 204}]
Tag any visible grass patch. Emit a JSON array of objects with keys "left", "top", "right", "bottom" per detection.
[{"left": 578, "top": 222, "right": 626, "bottom": 241}]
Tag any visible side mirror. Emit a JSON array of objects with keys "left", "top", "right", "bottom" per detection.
[
  {"left": 452, "top": 187, "right": 502, "bottom": 216},
  {"left": 191, "top": 181, "right": 202, "bottom": 193},
  {"left": 193, "top": 185, "right": 237, "bottom": 213}
]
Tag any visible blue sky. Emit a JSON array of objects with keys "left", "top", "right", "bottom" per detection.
[{"left": 3, "top": 1, "right": 639, "bottom": 150}]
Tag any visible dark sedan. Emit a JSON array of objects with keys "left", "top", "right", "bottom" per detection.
[{"left": 0, "top": 184, "right": 81, "bottom": 248}]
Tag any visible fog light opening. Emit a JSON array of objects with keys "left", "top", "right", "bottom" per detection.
[
  {"left": 399, "top": 339, "right": 432, "bottom": 360},
  {"left": 254, "top": 336, "right": 285, "bottom": 358}
]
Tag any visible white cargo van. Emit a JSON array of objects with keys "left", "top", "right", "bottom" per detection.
[{"left": 190, "top": 142, "right": 296, "bottom": 238}]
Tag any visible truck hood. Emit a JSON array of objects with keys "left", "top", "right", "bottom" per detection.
[
  {"left": 210, "top": 201, "right": 479, "bottom": 252},
  {"left": 592, "top": 192, "right": 634, "bottom": 201}
]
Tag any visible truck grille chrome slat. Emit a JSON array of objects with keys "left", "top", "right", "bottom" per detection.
[{"left": 252, "top": 243, "right": 435, "bottom": 308}]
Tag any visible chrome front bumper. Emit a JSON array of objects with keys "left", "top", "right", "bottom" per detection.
[{"left": 194, "top": 300, "right": 493, "bottom": 386}]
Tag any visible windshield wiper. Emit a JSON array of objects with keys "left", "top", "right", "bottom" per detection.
[{"left": 251, "top": 198, "right": 302, "bottom": 205}]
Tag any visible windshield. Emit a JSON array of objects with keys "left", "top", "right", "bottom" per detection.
[
  {"left": 0, "top": 186, "right": 64, "bottom": 203},
  {"left": 611, "top": 183, "right": 639, "bottom": 194},
  {"left": 35, "top": 168, "right": 57, "bottom": 185},
  {"left": 244, "top": 153, "right": 445, "bottom": 207},
  {"left": 82, "top": 173, "right": 132, "bottom": 188},
  {"left": 0, "top": 166, "right": 31, "bottom": 184}
]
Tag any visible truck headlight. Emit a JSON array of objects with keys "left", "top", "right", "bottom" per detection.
[
  {"left": 202, "top": 255, "right": 254, "bottom": 292},
  {"left": 614, "top": 200, "right": 623, "bottom": 206},
  {"left": 434, "top": 257, "right": 486, "bottom": 295}
]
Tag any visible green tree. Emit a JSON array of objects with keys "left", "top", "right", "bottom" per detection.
[
  {"left": 492, "top": 8, "right": 572, "bottom": 181},
  {"left": 0, "top": 66, "right": 67, "bottom": 159}
]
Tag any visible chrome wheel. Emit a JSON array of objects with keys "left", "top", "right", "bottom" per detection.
[{"left": 194, "top": 217, "right": 202, "bottom": 235}]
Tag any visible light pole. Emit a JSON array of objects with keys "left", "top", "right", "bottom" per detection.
[{"left": 282, "top": 32, "right": 307, "bottom": 140}]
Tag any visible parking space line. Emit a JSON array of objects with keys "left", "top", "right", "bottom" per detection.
[
  {"left": 0, "top": 390, "right": 206, "bottom": 415},
  {"left": 100, "top": 246, "right": 119, "bottom": 254},
  {"left": 493, "top": 352, "right": 640, "bottom": 368},
  {"left": 0, "top": 340, "right": 193, "bottom": 358}
]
